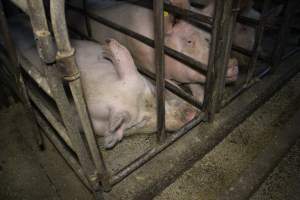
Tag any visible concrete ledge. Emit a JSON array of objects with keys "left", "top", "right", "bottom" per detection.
[{"left": 104, "top": 54, "right": 300, "bottom": 200}]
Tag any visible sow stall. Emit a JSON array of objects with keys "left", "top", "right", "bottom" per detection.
[{"left": 0, "top": 0, "right": 298, "bottom": 199}]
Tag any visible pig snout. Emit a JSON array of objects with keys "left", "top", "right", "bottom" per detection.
[{"left": 226, "top": 58, "right": 239, "bottom": 82}]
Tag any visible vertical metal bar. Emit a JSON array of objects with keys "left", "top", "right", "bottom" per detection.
[
  {"left": 153, "top": 0, "right": 166, "bottom": 142},
  {"left": 50, "top": 0, "right": 110, "bottom": 191},
  {"left": 216, "top": 0, "right": 240, "bottom": 110},
  {"left": 0, "top": 0, "right": 44, "bottom": 147},
  {"left": 26, "top": 0, "right": 103, "bottom": 193},
  {"left": 204, "top": 0, "right": 235, "bottom": 121},
  {"left": 271, "top": 0, "right": 297, "bottom": 72},
  {"left": 83, "top": 0, "right": 92, "bottom": 38},
  {"left": 245, "top": 0, "right": 271, "bottom": 84}
]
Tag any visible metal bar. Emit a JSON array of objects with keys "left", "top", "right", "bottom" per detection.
[
  {"left": 50, "top": 0, "right": 110, "bottom": 191},
  {"left": 204, "top": 0, "right": 235, "bottom": 120},
  {"left": 218, "top": 110, "right": 300, "bottom": 200},
  {"left": 18, "top": 54, "right": 52, "bottom": 98},
  {"left": 153, "top": 0, "right": 166, "bottom": 142},
  {"left": 232, "top": 44, "right": 270, "bottom": 63},
  {"left": 26, "top": 0, "right": 101, "bottom": 192},
  {"left": 83, "top": 0, "right": 92, "bottom": 38},
  {"left": 66, "top": 4, "right": 208, "bottom": 75},
  {"left": 110, "top": 112, "right": 206, "bottom": 186},
  {"left": 27, "top": 87, "right": 73, "bottom": 150},
  {"left": 216, "top": 0, "right": 239, "bottom": 111},
  {"left": 35, "top": 111, "right": 92, "bottom": 191},
  {"left": 271, "top": 0, "right": 298, "bottom": 71},
  {"left": 245, "top": 0, "right": 271, "bottom": 84}
]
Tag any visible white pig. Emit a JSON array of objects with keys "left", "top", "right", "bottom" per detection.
[{"left": 10, "top": 17, "right": 197, "bottom": 149}]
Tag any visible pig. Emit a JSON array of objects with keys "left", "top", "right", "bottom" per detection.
[
  {"left": 9, "top": 17, "right": 197, "bottom": 149},
  {"left": 66, "top": 0, "right": 240, "bottom": 102},
  {"left": 195, "top": 0, "right": 282, "bottom": 66}
]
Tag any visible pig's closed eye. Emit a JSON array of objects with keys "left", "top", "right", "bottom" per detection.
[
  {"left": 205, "top": 38, "right": 210, "bottom": 43},
  {"left": 187, "top": 40, "right": 192, "bottom": 44}
]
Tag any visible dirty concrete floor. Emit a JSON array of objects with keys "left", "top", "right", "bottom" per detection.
[{"left": 0, "top": 72, "right": 300, "bottom": 200}]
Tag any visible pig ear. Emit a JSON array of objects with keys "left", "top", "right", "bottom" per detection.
[{"left": 169, "top": 0, "right": 190, "bottom": 9}]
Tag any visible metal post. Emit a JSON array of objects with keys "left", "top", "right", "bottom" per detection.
[
  {"left": 271, "top": 0, "right": 298, "bottom": 72},
  {"left": 204, "top": 0, "right": 236, "bottom": 120},
  {"left": 50, "top": 0, "right": 110, "bottom": 191},
  {"left": 153, "top": 0, "right": 166, "bottom": 142},
  {"left": 245, "top": 0, "right": 271, "bottom": 84}
]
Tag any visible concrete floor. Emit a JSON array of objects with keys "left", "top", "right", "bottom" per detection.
[{"left": 0, "top": 72, "right": 300, "bottom": 200}]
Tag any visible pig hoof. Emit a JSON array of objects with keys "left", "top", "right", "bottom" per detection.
[{"left": 104, "top": 135, "right": 119, "bottom": 149}]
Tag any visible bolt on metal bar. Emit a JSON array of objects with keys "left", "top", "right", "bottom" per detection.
[
  {"left": 66, "top": 4, "right": 208, "bottom": 75},
  {"left": 245, "top": 0, "right": 271, "bottom": 85},
  {"left": 153, "top": 0, "right": 166, "bottom": 142},
  {"left": 110, "top": 112, "right": 206, "bottom": 186},
  {"left": 50, "top": 0, "right": 110, "bottom": 191}
]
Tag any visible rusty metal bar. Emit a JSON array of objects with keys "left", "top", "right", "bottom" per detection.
[
  {"left": 27, "top": 87, "right": 73, "bottom": 150},
  {"left": 34, "top": 110, "right": 92, "bottom": 191},
  {"left": 271, "top": 0, "right": 298, "bottom": 72},
  {"left": 204, "top": 0, "right": 236, "bottom": 120},
  {"left": 153, "top": 0, "right": 166, "bottom": 142},
  {"left": 26, "top": 0, "right": 102, "bottom": 193},
  {"left": 245, "top": 0, "right": 271, "bottom": 84},
  {"left": 110, "top": 112, "right": 206, "bottom": 186},
  {"left": 50, "top": 0, "right": 110, "bottom": 191},
  {"left": 66, "top": 4, "right": 208, "bottom": 75}
]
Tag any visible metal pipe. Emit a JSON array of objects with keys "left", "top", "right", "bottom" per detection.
[
  {"left": 26, "top": 0, "right": 101, "bottom": 192},
  {"left": 271, "top": 0, "right": 298, "bottom": 72},
  {"left": 27, "top": 87, "right": 73, "bottom": 150},
  {"left": 154, "top": 0, "right": 166, "bottom": 142},
  {"left": 18, "top": 54, "right": 52, "bottom": 98},
  {"left": 10, "top": 0, "right": 29, "bottom": 14},
  {"left": 245, "top": 0, "right": 271, "bottom": 84},
  {"left": 204, "top": 0, "right": 236, "bottom": 120},
  {"left": 34, "top": 111, "right": 92, "bottom": 191},
  {"left": 66, "top": 4, "right": 208, "bottom": 75},
  {"left": 110, "top": 112, "right": 206, "bottom": 186},
  {"left": 50, "top": 0, "right": 110, "bottom": 190}
]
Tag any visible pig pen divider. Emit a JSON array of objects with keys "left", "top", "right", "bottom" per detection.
[{"left": 2, "top": 0, "right": 296, "bottom": 199}]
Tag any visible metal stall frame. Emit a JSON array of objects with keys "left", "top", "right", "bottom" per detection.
[{"left": 1, "top": 0, "right": 296, "bottom": 199}]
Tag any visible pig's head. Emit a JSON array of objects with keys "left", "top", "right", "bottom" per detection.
[{"left": 164, "top": 0, "right": 239, "bottom": 83}]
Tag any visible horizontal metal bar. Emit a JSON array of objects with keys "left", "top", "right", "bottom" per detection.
[
  {"left": 110, "top": 112, "right": 206, "bottom": 186},
  {"left": 232, "top": 44, "right": 271, "bottom": 63},
  {"left": 27, "top": 87, "right": 73, "bottom": 150},
  {"left": 139, "top": 67, "right": 202, "bottom": 108},
  {"left": 66, "top": 4, "right": 208, "bottom": 75}
]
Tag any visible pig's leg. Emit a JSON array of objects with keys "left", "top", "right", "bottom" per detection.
[
  {"left": 104, "top": 111, "right": 130, "bottom": 149},
  {"left": 189, "top": 84, "right": 204, "bottom": 103}
]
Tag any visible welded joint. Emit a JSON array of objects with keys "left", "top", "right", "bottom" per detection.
[{"left": 56, "top": 48, "right": 80, "bottom": 81}]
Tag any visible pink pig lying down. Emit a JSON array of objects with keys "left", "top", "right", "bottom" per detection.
[
  {"left": 10, "top": 18, "right": 197, "bottom": 149},
  {"left": 66, "top": 0, "right": 239, "bottom": 103}
]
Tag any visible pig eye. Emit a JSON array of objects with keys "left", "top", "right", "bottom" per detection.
[{"left": 205, "top": 38, "right": 210, "bottom": 43}]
